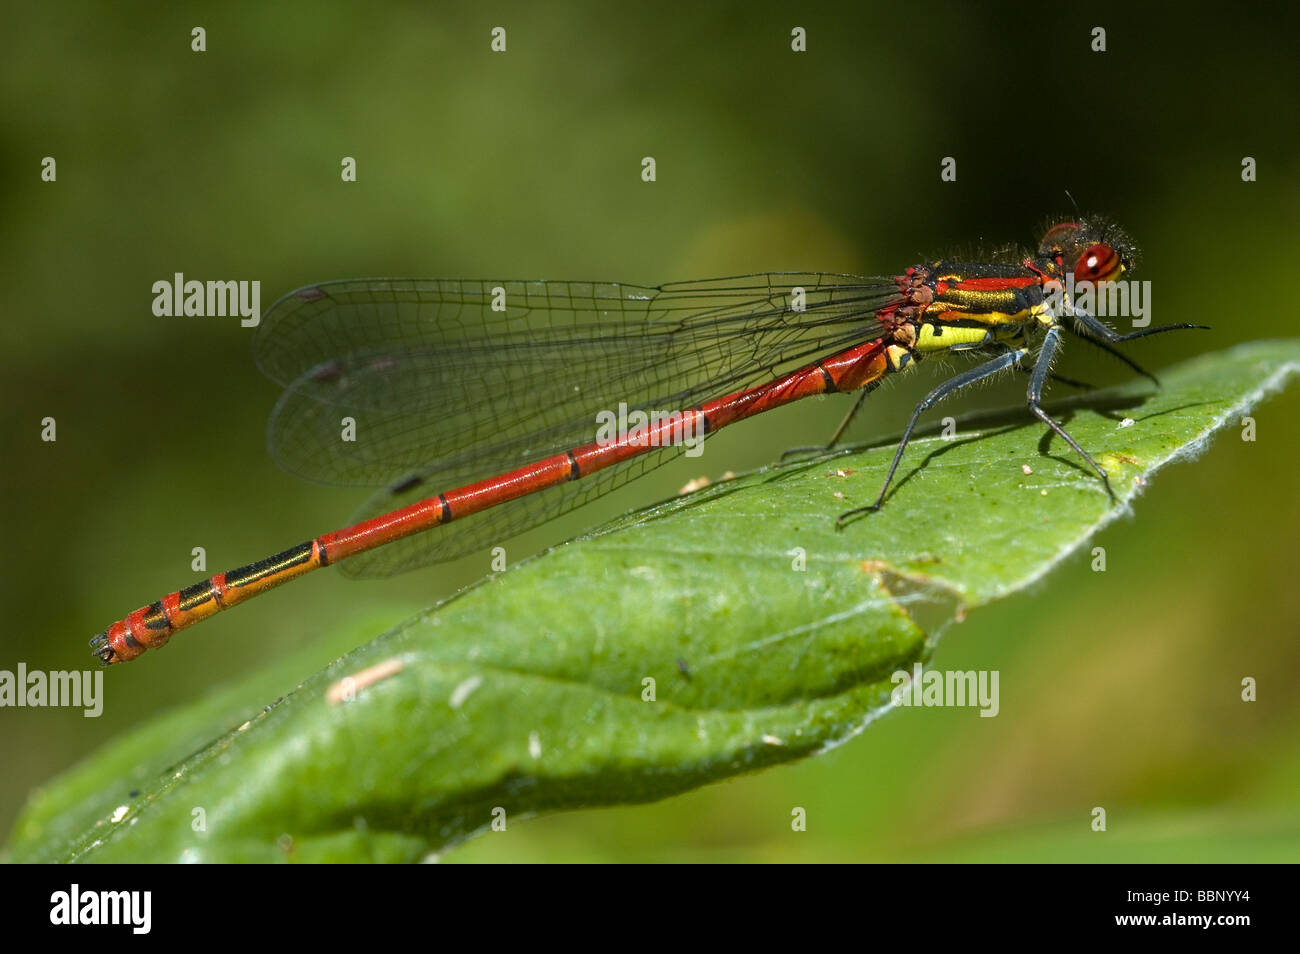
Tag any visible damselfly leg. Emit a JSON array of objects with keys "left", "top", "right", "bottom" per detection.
[
  {"left": 778, "top": 388, "right": 873, "bottom": 461},
  {"left": 837, "top": 347, "right": 1029, "bottom": 526},
  {"left": 1025, "top": 325, "right": 1112, "bottom": 495}
]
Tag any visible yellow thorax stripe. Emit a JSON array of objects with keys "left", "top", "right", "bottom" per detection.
[{"left": 914, "top": 323, "right": 991, "bottom": 352}]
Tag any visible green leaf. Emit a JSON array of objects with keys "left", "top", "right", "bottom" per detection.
[{"left": 8, "top": 339, "right": 1298, "bottom": 863}]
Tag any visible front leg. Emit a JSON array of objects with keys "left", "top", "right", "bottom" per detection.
[
  {"left": 1069, "top": 307, "right": 1206, "bottom": 345},
  {"left": 1027, "top": 324, "right": 1113, "bottom": 497},
  {"left": 839, "top": 346, "right": 1029, "bottom": 522}
]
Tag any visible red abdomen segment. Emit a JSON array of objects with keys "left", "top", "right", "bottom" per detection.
[{"left": 93, "top": 337, "right": 891, "bottom": 664}]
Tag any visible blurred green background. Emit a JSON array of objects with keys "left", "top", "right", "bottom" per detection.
[{"left": 3, "top": 1, "right": 1297, "bottom": 861}]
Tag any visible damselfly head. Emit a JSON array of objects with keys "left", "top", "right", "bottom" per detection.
[{"left": 1037, "top": 217, "right": 1137, "bottom": 286}]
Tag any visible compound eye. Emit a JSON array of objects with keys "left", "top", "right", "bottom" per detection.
[
  {"left": 1040, "top": 222, "right": 1081, "bottom": 246},
  {"left": 1075, "top": 243, "right": 1123, "bottom": 283},
  {"left": 1039, "top": 221, "right": 1081, "bottom": 253}
]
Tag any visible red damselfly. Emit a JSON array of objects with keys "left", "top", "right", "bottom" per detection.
[{"left": 91, "top": 216, "right": 1203, "bottom": 665}]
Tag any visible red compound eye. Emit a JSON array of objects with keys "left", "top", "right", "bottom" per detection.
[
  {"left": 1074, "top": 243, "right": 1123, "bottom": 283},
  {"left": 1040, "top": 221, "right": 1082, "bottom": 250}
]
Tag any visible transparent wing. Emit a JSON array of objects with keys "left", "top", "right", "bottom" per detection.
[{"left": 253, "top": 274, "right": 901, "bottom": 574}]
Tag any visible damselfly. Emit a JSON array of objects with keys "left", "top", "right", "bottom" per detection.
[{"left": 91, "top": 216, "right": 1203, "bottom": 665}]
